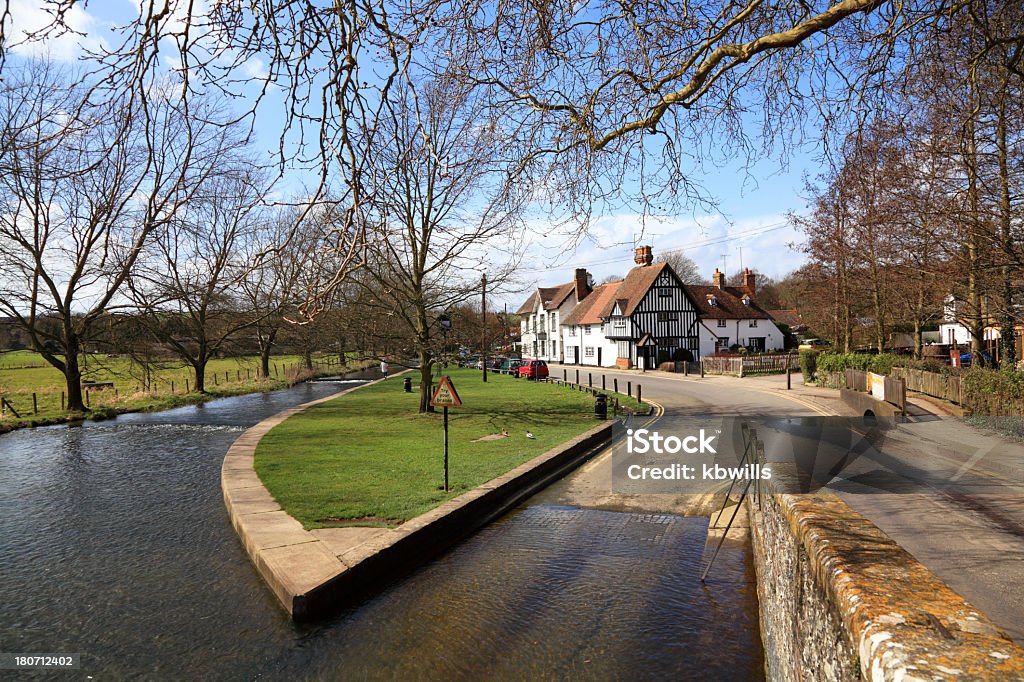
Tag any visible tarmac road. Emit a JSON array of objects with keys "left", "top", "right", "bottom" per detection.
[{"left": 544, "top": 363, "right": 1024, "bottom": 646}]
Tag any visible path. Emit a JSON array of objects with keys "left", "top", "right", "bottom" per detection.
[{"left": 547, "top": 363, "right": 1024, "bottom": 645}]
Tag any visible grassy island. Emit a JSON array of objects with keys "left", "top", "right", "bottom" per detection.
[{"left": 255, "top": 368, "right": 641, "bottom": 528}]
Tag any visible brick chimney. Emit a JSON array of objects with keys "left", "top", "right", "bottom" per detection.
[
  {"left": 742, "top": 268, "right": 755, "bottom": 293},
  {"left": 634, "top": 245, "right": 653, "bottom": 266},
  {"left": 574, "top": 268, "right": 591, "bottom": 301},
  {"left": 712, "top": 268, "right": 725, "bottom": 289}
]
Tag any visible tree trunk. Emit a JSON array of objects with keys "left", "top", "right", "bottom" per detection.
[
  {"left": 259, "top": 330, "right": 277, "bottom": 379},
  {"left": 997, "top": 89, "right": 1015, "bottom": 370},
  {"left": 418, "top": 349, "right": 433, "bottom": 414},
  {"left": 304, "top": 349, "right": 313, "bottom": 371},
  {"left": 193, "top": 358, "right": 207, "bottom": 393},
  {"left": 64, "top": 341, "right": 85, "bottom": 412},
  {"left": 260, "top": 347, "right": 272, "bottom": 379},
  {"left": 914, "top": 282, "right": 925, "bottom": 359}
]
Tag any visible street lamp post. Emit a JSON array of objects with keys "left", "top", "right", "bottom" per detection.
[{"left": 438, "top": 316, "right": 452, "bottom": 379}]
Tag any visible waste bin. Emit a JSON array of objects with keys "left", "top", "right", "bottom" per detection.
[
  {"left": 594, "top": 393, "right": 608, "bottom": 420},
  {"left": 403, "top": 377, "right": 412, "bottom": 393}
]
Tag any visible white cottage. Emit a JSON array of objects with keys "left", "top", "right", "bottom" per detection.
[
  {"left": 516, "top": 269, "right": 591, "bottom": 362},
  {"left": 684, "top": 268, "right": 785, "bottom": 356}
]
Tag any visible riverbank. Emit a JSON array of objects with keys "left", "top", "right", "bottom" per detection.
[
  {"left": 0, "top": 352, "right": 371, "bottom": 435},
  {"left": 255, "top": 368, "right": 629, "bottom": 527},
  {"left": 226, "top": 370, "right": 620, "bottom": 618}
]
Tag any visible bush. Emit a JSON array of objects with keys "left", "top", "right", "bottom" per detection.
[
  {"left": 800, "top": 350, "right": 819, "bottom": 383},
  {"left": 815, "top": 351, "right": 900, "bottom": 375},
  {"left": 962, "top": 367, "right": 1024, "bottom": 416}
]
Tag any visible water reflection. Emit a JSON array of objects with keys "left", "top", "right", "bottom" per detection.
[{"left": 0, "top": 372, "right": 761, "bottom": 680}]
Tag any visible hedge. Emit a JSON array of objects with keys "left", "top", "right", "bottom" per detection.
[
  {"left": 814, "top": 351, "right": 900, "bottom": 376},
  {"left": 800, "top": 350, "right": 819, "bottom": 384}
]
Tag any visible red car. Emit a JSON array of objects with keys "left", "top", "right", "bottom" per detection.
[{"left": 518, "top": 359, "right": 549, "bottom": 380}]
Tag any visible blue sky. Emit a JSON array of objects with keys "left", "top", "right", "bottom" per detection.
[
  {"left": 3, "top": 0, "right": 816, "bottom": 308},
  {"left": 510, "top": 151, "right": 813, "bottom": 305}
]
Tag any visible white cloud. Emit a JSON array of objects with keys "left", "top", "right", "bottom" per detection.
[
  {"left": 502, "top": 212, "right": 808, "bottom": 307},
  {"left": 4, "top": 0, "right": 106, "bottom": 61}
]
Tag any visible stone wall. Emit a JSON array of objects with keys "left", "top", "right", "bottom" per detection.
[{"left": 748, "top": 465, "right": 1024, "bottom": 681}]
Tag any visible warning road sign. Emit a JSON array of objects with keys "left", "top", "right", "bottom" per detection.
[{"left": 430, "top": 375, "right": 462, "bottom": 408}]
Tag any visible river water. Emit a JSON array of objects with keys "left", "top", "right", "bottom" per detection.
[{"left": 0, "top": 375, "right": 762, "bottom": 680}]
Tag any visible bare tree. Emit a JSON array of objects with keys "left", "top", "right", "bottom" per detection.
[
  {"left": 240, "top": 208, "right": 315, "bottom": 379},
  {"left": 0, "top": 63, "right": 230, "bottom": 411},
  {"left": 127, "top": 153, "right": 265, "bottom": 393},
  {"left": 335, "top": 77, "right": 525, "bottom": 412},
  {"left": 658, "top": 251, "right": 705, "bottom": 284}
]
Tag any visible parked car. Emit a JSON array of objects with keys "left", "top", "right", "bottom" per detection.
[
  {"left": 959, "top": 350, "right": 992, "bottom": 366},
  {"left": 499, "top": 358, "right": 523, "bottom": 374},
  {"left": 518, "top": 359, "right": 549, "bottom": 380},
  {"left": 798, "top": 338, "right": 831, "bottom": 351}
]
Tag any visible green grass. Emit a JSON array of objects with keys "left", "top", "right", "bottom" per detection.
[
  {"left": 255, "top": 368, "right": 633, "bottom": 528},
  {"left": 0, "top": 349, "right": 362, "bottom": 427}
]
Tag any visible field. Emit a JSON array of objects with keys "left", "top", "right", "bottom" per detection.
[
  {"left": 255, "top": 367, "right": 642, "bottom": 528},
  {"left": 0, "top": 349, "right": 356, "bottom": 427}
]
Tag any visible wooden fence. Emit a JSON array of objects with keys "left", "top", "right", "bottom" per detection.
[
  {"left": 701, "top": 354, "right": 797, "bottom": 377},
  {"left": 843, "top": 368, "right": 906, "bottom": 412},
  {"left": 889, "top": 367, "right": 963, "bottom": 405}
]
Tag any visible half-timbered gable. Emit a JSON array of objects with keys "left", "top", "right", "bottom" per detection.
[{"left": 577, "top": 246, "right": 701, "bottom": 369}]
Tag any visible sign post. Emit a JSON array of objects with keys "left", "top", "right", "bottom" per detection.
[{"left": 429, "top": 375, "right": 463, "bottom": 493}]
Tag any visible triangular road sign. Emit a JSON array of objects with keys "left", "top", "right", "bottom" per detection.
[{"left": 430, "top": 375, "right": 463, "bottom": 408}]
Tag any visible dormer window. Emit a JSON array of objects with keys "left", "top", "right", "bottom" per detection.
[
  {"left": 741, "top": 294, "right": 751, "bottom": 306},
  {"left": 707, "top": 294, "right": 718, "bottom": 307}
]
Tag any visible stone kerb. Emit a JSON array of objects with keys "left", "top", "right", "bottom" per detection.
[{"left": 222, "top": 374, "right": 613, "bottom": 620}]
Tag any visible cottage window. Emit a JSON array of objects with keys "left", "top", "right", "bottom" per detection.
[
  {"left": 585, "top": 325, "right": 592, "bottom": 335},
  {"left": 568, "top": 326, "right": 576, "bottom": 337},
  {"left": 657, "top": 312, "right": 678, "bottom": 322},
  {"left": 614, "top": 317, "right": 626, "bottom": 329},
  {"left": 749, "top": 320, "right": 758, "bottom": 328},
  {"left": 717, "top": 319, "right": 727, "bottom": 328},
  {"left": 585, "top": 347, "right": 595, "bottom": 357},
  {"left": 658, "top": 288, "right": 672, "bottom": 298}
]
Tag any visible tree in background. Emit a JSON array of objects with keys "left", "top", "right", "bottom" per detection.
[
  {"left": 126, "top": 150, "right": 265, "bottom": 392},
  {"left": 327, "top": 78, "right": 526, "bottom": 412},
  {"left": 0, "top": 63, "right": 234, "bottom": 411},
  {"left": 658, "top": 251, "right": 706, "bottom": 284}
]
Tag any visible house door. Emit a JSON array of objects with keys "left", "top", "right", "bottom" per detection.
[
  {"left": 597, "top": 348, "right": 602, "bottom": 366},
  {"left": 573, "top": 346, "right": 580, "bottom": 364}
]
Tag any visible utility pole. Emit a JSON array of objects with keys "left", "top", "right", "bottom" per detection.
[{"left": 482, "top": 273, "right": 487, "bottom": 383}]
